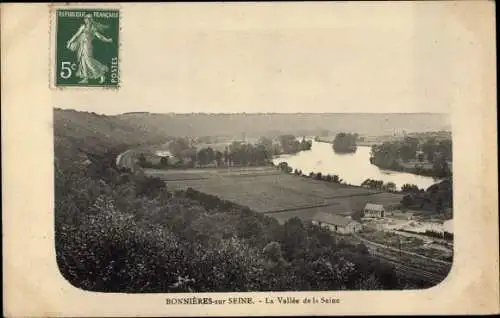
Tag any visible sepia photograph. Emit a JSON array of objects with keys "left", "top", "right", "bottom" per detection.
[
  {"left": 2, "top": 2, "right": 498, "bottom": 316},
  {"left": 52, "top": 4, "right": 454, "bottom": 293},
  {"left": 55, "top": 111, "right": 453, "bottom": 293}
]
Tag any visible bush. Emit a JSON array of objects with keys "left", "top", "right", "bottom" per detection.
[{"left": 135, "top": 176, "right": 166, "bottom": 198}]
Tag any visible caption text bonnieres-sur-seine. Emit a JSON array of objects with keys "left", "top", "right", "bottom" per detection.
[{"left": 165, "top": 296, "right": 340, "bottom": 305}]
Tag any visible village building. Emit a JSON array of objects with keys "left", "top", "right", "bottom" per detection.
[
  {"left": 312, "top": 212, "right": 363, "bottom": 234},
  {"left": 363, "top": 203, "right": 386, "bottom": 218}
]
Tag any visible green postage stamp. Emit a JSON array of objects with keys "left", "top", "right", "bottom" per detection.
[{"left": 54, "top": 8, "right": 120, "bottom": 87}]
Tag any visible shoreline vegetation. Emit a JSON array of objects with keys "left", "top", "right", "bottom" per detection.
[
  {"left": 369, "top": 135, "right": 452, "bottom": 179},
  {"left": 314, "top": 132, "right": 452, "bottom": 179}
]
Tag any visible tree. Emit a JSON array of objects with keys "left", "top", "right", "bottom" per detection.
[
  {"left": 435, "top": 197, "right": 444, "bottom": 213},
  {"left": 278, "top": 135, "right": 301, "bottom": 154},
  {"left": 169, "top": 137, "right": 191, "bottom": 157},
  {"left": 332, "top": 133, "right": 357, "bottom": 153},
  {"left": 135, "top": 176, "right": 166, "bottom": 199},
  {"left": 160, "top": 156, "right": 169, "bottom": 167},
  {"left": 384, "top": 182, "right": 396, "bottom": 192},
  {"left": 255, "top": 144, "right": 271, "bottom": 166},
  {"left": 197, "top": 149, "right": 208, "bottom": 165},
  {"left": 432, "top": 156, "right": 451, "bottom": 178},
  {"left": 300, "top": 137, "right": 312, "bottom": 151},
  {"left": 197, "top": 147, "right": 215, "bottom": 166},
  {"left": 257, "top": 136, "right": 273, "bottom": 152},
  {"left": 437, "top": 139, "right": 452, "bottom": 161},
  {"left": 215, "top": 151, "right": 223, "bottom": 166},
  {"left": 401, "top": 194, "right": 414, "bottom": 207},
  {"left": 401, "top": 183, "right": 420, "bottom": 193},
  {"left": 399, "top": 137, "right": 419, "bottom": 162},
  {"left": 332, "top": 175, "right": 342, "bottom": 184},
  {"left": 206, "top": 147, "right": 215, "bottom": 164},
  {"left": 138, "top": 153, "right": 147, "bottom": 166},
  {"left": 223, "top": 146, "right": 229, "bottom": 165},
  {"left": 370, "top": 142, "right": 399, "bottom": 169},
  {"left": 280, "top": 217, "right": 308, "bottom": 260},
  {"left": 278, "top": 162, "right": 292, "bottom": 173},
  {"left": 422, "top": 138, "right": 438, "bottom": 162},
  {"left": 355, "top": 243, "right": 369, "bottom": 255}
]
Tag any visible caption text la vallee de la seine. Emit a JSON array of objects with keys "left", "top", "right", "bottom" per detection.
[{"left": 165, "top": 296, "right": 340, "bottom": 305}]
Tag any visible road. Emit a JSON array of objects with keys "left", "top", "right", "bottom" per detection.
[{"left": 116, "top": 149, "right": 137, "bottom": 171}]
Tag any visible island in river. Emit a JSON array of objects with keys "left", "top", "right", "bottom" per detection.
[{"left": 332, "top": 132, "right": 358, "bottom": 154}]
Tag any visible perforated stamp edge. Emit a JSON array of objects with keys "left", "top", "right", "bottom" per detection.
[{"left": 48, "top": 3, "right": 123, "bottom": 90}]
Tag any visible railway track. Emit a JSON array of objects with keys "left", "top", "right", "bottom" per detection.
[
  {"left": 354, "top": 233, "right": 452, "bottom": 265},
  {"left": 352, "top": 233, "right": 451, "bottom": 284},
  {"left": 370, "top": 250, "right": 447, "bottom": 284}
]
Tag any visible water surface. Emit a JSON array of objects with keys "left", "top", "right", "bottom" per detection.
[{"left": 273, "top": 141, "right": 441, "bottom": 190}]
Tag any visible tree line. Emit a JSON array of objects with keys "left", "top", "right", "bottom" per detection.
[
  {"left": 400, "top": 179, "right": 453, "bottom": 215},
  {"left": 277, "top": 162, "right": 345, "bottom": 185},
  {"left": 370, "top": 136, "right": 452, "bottom": 178},
  {"left": 138, "top": 135, "right": 312, "bottom": 169},
  {"left": 361, "top": 179, "right": 397, "bottom": 192}
]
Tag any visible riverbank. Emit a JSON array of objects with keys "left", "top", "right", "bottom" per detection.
[
  {"left": 272, "top": 141, "right": 441, "bottom": 190},
  {"left": 369, "top": 160, "right": 449, "bottom": 179},
  {"left": 313, "top": 139, "right": 447, "bottom": 180},
  {"left": 315, "top": 137, "right": 385, "bottom": 147}
]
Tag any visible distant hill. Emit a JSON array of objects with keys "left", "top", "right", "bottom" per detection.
[
  {"left": 114, "top": 112, "right": 450, "bottom": 138},
  {"left": 54, "top": 108, "right": 171, "bottom": 166}
]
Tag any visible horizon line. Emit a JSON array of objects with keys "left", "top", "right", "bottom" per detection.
[{"left": 55, "top": 108, "right": 450, "bottom": 116}]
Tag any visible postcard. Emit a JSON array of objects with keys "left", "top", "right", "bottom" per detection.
[{"left": 2, "top": 2, "right": 498, "bottom": 316}]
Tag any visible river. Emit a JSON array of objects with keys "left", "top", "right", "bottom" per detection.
[{"left": 272, "top": 141, "right": 441, "bottom": 190}]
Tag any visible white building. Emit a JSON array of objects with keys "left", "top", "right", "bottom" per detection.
[
  {"left": 312, "top": 212, "right": 363, "bottom": 234},
  {"left": 363, "top": 203, "right": 386, "bottom": 218}
]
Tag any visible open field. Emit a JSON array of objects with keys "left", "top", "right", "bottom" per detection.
[{"left": 144, "top": 167, "right": 404, "bottom": 222}]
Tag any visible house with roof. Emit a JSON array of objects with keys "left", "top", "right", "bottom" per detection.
[
  {"left": 312, "top": 212, "right": 363, "bottom": 234},
  {"left": 363, "top": 203, "right": 386, "bottom": 218}
]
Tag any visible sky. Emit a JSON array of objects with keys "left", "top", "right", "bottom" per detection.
[{"left": 53, "top": 2, "right": 483, "bottom": 115}]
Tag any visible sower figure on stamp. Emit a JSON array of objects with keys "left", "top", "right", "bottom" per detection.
[{"left": 66, "top": 14, "right": 113, "bottom": 84}]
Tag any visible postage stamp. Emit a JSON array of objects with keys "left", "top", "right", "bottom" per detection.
[{"left": 54, "top": 8, "right": 120, "bottom": 87}]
